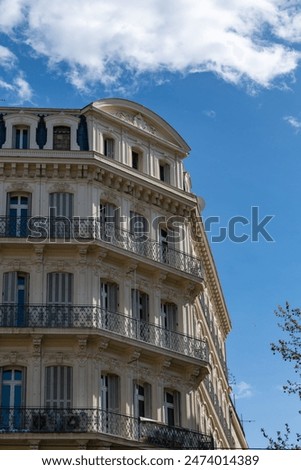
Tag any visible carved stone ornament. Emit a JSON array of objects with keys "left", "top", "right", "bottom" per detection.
[{"left": 112, "top": 111, "right": 156, "bottom": 135}]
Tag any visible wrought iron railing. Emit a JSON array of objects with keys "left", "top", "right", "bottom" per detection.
[
  {"left": 0, "top": 407, "right": 214, "bottom": 449},
  {"left": 0, "top": 216, "right": 202, "bottom": 278},
  {"left": 0, "top": 304, "right": 208, "bottom": 361}
]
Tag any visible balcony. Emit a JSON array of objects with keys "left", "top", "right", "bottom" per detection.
[
  {"left": 0, "top": 304, "right": 208, "bottom": 362},
  {"left": 0, "top": 216, "right": 202, "bottom": 278},
  {"left": 0, "top": 407, "right": 214, "bottom": 450}
]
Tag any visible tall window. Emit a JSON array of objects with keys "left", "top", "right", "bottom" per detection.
[
  {"left": 13, "top": 126, "right": 29, "bottom": 149},
  {"left": 45, "top": 366, "right": 72, "bottom": 408},
  {"left": 104, "top": 137, "right": 115, "bottom": 158},
  {"left": 100, "top": 373, "right": 120, "bottom": 434},
  {"left": 53, "top": 126, "right": 71, "bottom": 150},
  {"left": 49, "top": 192, "right": 73, "bottom": 239},
  {"left": 133, "top": 381, "right": 152, "bottom": 419},
  {"left": 131, "top": 149, "right": 142, "bottom": 170},
  {"left": 100, "top": 280, "right": 118, "bottom": 331},
  {"left": 160, "top": 301, "right": 177, "bottom": 349},
  {"left": 47, "top": 272, "right": 73, "bottom": 327},
  {"left": 129, "top": 211, "right": 149, "bottom": 255},
  {"left": 164, "top": 389, "right": 181, "bottom": 426},
  {"left": 99, "top": 202, "right": 118, "bottom": 241},
  {"left": 2, "top": 272, "right": 29, "bottom": 326},
  {"left": 131, "top": 289, "right": 149, "bottom": 341},
  {"left": 0, "top": 368, "right": 25, "bottom": 430},
  {"left": 7, "top": 193, "right": 30, "bottom": 237},
  {"left": 159, "top": 226, "right": 177, "bottom": 265},
  {"left": 159, "top": 162, "right": 171, "bottom": 183}
]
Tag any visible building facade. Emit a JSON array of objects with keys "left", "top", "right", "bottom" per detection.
[{"left": 0, "top": 99, "right": 247, "bottom": 450}]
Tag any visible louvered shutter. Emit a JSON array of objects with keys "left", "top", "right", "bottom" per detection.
[
  {"left": 3, "top": 272, "right": 17, "bottom": 303},
  {"left": 47, "top": 273, "right": 73, "bottom": 305}
]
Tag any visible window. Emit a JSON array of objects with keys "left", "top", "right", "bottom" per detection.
[
  {"left": 164, "top": 389, "right": 181, "bottom": 427},
  {"left": 100, "top": 280, "right": 118, "bottom": 331},
  {"left": 159, "top": 226, "right": 177, "bottom": 265},
  {"left": 7, "top": 193, "right": 30, "bottom": 237},
  {"left": 0, "top": 368, "right": 25, "bottom": 430},
  {"left": 133, "top": 381, "right": 152, "bottom": 419},
  {"left": 131, "top": 149, "right": 142, "bottom": 170},
  {"left": 160, "top": 301, "right": 177, "bottom": 349},
  {"left": 13, "top": 126, "right": 29, "bottom": 149},
  {"left": 129, "top": 211, "right": 149, "bottom": 255},
  {"left": 49, "top": 192, "right": 73, "bottom": 239},
  {"left": 159, "top": 162, "right": 170, "bottom": 183},
  {"left": 100, "top": 373, "right": 120, "bottom": 434},
  {"left": 131, "top": 289, "right": 149, "bottom": 341},
  {"left": 99, "top": 202, "right": 118, "bottom": 241},
  {"left": 160, "top": 301, "right": 177, "bottom": 331},
  {"left": 2, "top": 272, "right": 29, "bottom": 327},
  {"left": 47, "top": 272, "right": 73, "bottom": 327},
  {"left": 53, "top": 126, "right": 70, "bottom": 150},
  {"left": 104, "top": 137, "right": 115, "bottom": 158},
  {"left": 45, "top": 366, "right": 72, "bottom": 408}
]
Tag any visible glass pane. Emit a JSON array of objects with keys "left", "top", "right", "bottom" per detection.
[
  {"left": 14, "top": 385, "right": 22, "bottom": 407},
  {"left": 3, "top": 370, "right": 12, "bottom": 380},
  {"left": 1, "top": 385, "right": 11, "bottom": 407},
  {"left": 14, "top": 370, "right": 22, "bottom": 381}
]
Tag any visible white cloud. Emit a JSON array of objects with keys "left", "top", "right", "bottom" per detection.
[
  {"left": 1, "top": 0, "right": 301, "bottom": 92},
  {"left": 0, "top": 45, "right": 17, "bottom": 69},
  {"left": 13, "top": 75, "right": 33, "bottom": 102},
  {"left": 284, "top": 115, "right": 301, "bottom": 132},
  {"left": 233, "top": 381, "right": 253, "bottom": 399}
]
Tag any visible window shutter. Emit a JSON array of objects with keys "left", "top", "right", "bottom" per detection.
[
  {"left": 50, "top": 193, "right": 73, "bottom": 217},
  {"left": 45, "top": 366, "right": 72, "bottom": 408},
  {"left": 108, "top": 374, "right": 120, "bottom": 412},
  {"left": 141, "top": 293, "right": 149, "bottom": 322},
  {"left": 3, "top": 272, "right": 17, "bottom": 303},
  {"left": 144, "top": 382, "right": 152, "bottom": 419},
  {"left": 47, "top": 273, "right": 73, "bottom": 304},
  {"left": 108, "top": 283, "right": 118, "bottom": 312},
  {"left": 174, "top": 390, "right": 181, "bottom": 426}
]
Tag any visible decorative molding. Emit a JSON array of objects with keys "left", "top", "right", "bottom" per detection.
[{"left": 112, "top": 111, "right": 156, "bottom": 135}]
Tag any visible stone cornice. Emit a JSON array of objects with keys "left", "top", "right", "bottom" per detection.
[
  {"left": 0, "top": 151, "right": 197, "bottom": 216},
  {"left": 191, "top": 209, "right": 232, "bottom": 338}
]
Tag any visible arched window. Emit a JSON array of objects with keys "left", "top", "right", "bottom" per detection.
[
  {"left": 2, "top": 272, "right": 29, "bottom": 326},
  {"left": 53, "top": 126, "right": 71, "bottom": 150},
  {"left": 0, "top": 367, "right": 25, "bottom": 430},
  {"left": 7, "top": 192, "right": 31, "bottom": 237}
]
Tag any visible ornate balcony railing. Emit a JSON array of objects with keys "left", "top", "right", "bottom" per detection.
[
  {"left": 0, "top": 407, "right": 214, "bottom": 449},
  {"left": 0, "top": 216, "right": 202, "bottom": 278},
  {"left": 0, "top": 304, "right": 208, "bottom": 361}
]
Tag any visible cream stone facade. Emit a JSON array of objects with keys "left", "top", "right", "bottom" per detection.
[{"left": 0, "top": 99, "right": 247, "bottom": 450}]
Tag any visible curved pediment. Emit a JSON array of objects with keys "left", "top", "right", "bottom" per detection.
[{"left": 86, "top": 98, "right": 190, "bottom": 155}]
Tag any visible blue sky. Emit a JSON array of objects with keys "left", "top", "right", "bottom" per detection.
[{"left": 1, "top": 0, "right": 301, "bottom": 449}]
